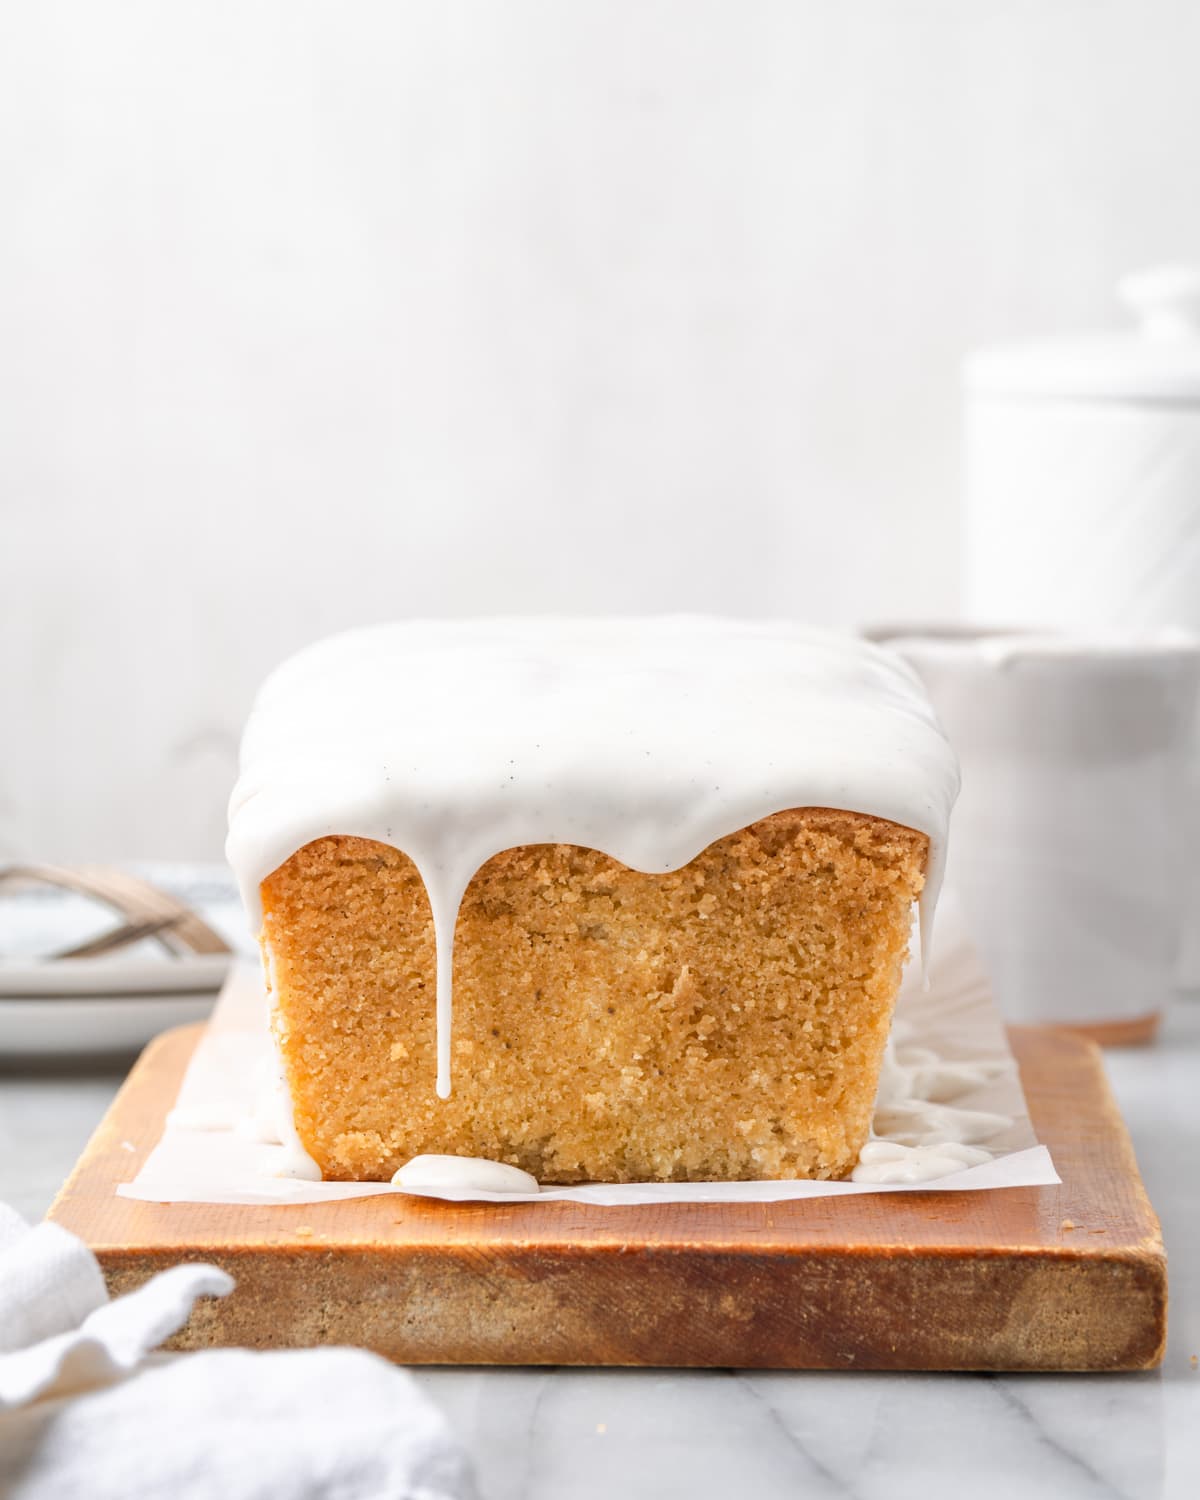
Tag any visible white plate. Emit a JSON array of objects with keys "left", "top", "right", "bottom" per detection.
[
  {"left": 0, "top": 863, "right": 243, "bottom": 1057},
  {"left": 0, "top": 954, "right": 232, "bottom": 998},
  {"left": 0, "top": 992, "right": 219, "bottom": 1059}
]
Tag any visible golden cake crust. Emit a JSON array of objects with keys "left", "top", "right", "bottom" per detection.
[{"left": 261, "top": 809, "right": 927, "bottom": 1184}]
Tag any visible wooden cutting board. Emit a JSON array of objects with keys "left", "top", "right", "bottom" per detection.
[{"left": 47, "top": 1023, "right": 1166, "bottom": 1372}]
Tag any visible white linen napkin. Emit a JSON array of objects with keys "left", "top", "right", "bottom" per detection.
[{"left": 0, "top": 1204, "right": 475, "bottom": 1499}]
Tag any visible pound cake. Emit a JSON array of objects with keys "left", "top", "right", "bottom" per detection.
[{"left": 227, "top": 618, "right": 959, "bottom": 1185}]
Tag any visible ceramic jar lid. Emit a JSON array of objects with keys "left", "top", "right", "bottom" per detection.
[{"left": 965, "top": 265, "right": 1200, "bottom": 404}]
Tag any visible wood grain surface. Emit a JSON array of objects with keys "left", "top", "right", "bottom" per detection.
[{"left": 47, "top": 1024, "right": 1166, "bottom": 1371}]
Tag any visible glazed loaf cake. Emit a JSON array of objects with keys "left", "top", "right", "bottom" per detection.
[{"left": 227, "top": 619, "right": 958, "bottom": 1185}]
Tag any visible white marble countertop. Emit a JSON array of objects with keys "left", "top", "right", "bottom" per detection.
[{"left": 1, "top": 868, "right": 1198, "bottom": 1499}]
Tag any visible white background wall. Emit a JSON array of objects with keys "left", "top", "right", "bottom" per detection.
[{"left": 3, "top": 1, "right": 1199, "bottom": 861}]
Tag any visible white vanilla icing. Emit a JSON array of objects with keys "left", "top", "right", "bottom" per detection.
[
  {"left": 870, "top": 1097, "right": 1012, "bottom": 1148},
  {"left": 238, "top": 1052, "right": 323, "bottom": 1181},
  {"left": 229, "top": 944, "right": 323, "bottom": 1178},
  {"left": 873, "top": 1040, "right": 1013, "bottom": 1108},
  {"left": 227, "top": 617, "right": 960, "bottom": 1099},
  {"left": 392, "top": 1154, "right": 540, "bottom": 1195},
  {"left": 849, "top": 1032, "right": 1015, "bottom": 1183},
  {"left": 850, "top": 1140, "right": 992, "bottom": 1184}
]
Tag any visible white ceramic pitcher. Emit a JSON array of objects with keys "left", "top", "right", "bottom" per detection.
[{"left": 874, "top": 629, "right": 1200, "bottom": 1043}]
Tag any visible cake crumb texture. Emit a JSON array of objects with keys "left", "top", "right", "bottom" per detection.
[{"left": 260, "top": 809, "right": 927, "bottom": 1184}]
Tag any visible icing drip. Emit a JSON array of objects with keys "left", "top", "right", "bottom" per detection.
[
  {"left": 391, "top": 1154, "right": 540, "bottom": 1195},
  {"left": 246, "top": 1051, "right": 323, "bottom": 1182},
  {"left": 852, "top": 1141, "right": 992, "bottom": 1184},
  {"left": 249, "top": 942, "right": 322, "bottom": 1179},
  {"left": 227, "top": 618, "right": 960, "bottom": 1098},
  {"left": 850, "top": 1036, "right": 1015, "bottom": 1184}
]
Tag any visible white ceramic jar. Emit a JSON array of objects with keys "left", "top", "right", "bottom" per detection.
[{"left": 965, "top": 265, "right": 1200, "bottom": 632}]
